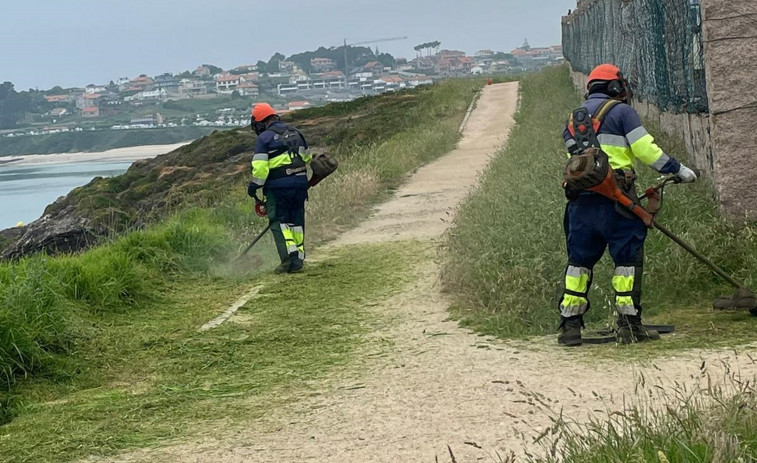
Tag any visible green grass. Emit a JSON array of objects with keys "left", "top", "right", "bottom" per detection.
[
  {"left": 529, "top": 372, "right": 757, "bottom": 462},
  {"left": 0, "top": 241, "right": 416, "bottom": 462},
  {"left": 0, "top": 79, "right": 481, "bottom": 460},
  {"left": 0, "top": 210, "right": 236, "bottom": 392},
  {"left": 442, "top": 65, "right": 757, "bottom": 348},
  {"left": 0, "top": 78, "right": 481, "bottom": 392}
]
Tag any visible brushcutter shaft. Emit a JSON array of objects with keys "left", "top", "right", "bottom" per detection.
[
  {"left": 239, "top": 224, "right": 271, "bottom": 258},
  {"left": 652, "top": 219, "right": 745, "bottom": 290}
]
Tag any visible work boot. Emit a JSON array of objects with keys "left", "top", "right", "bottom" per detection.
[
  {"left": 274, "top": 256, "right": 291, "bottom": 274},
  {"left": 616, "top": 315, "right": 660, "bottom": 344},
  {"left": 558, "top": 316, "right": 583, "bottom": 347},
  {"left": 288, "top": 252, "right": 304, "bottom": 273}
]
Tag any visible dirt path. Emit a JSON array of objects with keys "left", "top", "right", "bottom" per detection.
[{"left": 104, "top": 83, "right": 757, "bottom": 462}]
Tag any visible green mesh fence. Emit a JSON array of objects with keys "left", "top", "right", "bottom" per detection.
[{"left": 562, "top": 0, "right": 708, "bottom": 114}]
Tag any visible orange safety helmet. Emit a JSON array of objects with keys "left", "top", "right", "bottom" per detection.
[
  {"left": 251, "top": 102, "right": 277, "bottom": 122},
  {"left": 587, "top": 64, "right": 622, "bottom": 88},
  {"left": 587, "top": 63, "right": 630, "bottom": 99}
]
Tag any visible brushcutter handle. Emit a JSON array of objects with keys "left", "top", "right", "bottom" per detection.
[
  {"left": 672, "top": 167, "right": 701, "bottom": 184},
  {"left": 640, "top": 177, "right": 677, "bottom": 200}
]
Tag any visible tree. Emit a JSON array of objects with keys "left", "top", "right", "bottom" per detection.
[
  {"left": 202, "top": 64, "right": 224, "bottom": 75},
  {"left": 376, "top": 52, "right": 396, "bottom": 69},
  {"left": 264, "top": 53, "right": 285, "bottom": 74},
  {"left": 0, "top": 82, "right": 32, "bottom": 129},
  {"left": 45, "top": 86, "right": 66, "bottom": 95},
  {"left": 0, "top": 82, "right": 14, "bottom": 101}
]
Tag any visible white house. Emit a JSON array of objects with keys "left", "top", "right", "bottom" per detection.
[
  {"left": 85, "top": 84, "right": 107, "bottom": 94},
  {"left": 237, "top": 81, "right": 259, "bottom": 97},
  {"left": 125, "top": 89, "right": 167, "bottom": 102},
  {"left": 215, "top": 74, "right": 241, "bottom": 94}
]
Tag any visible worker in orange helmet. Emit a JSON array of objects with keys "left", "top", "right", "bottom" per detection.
[
  {"left": 557, "top": 64, "right": 697, "bottom": 346},
  {"left": 248, "top": 103, "right": 313, "bottom": 273}
]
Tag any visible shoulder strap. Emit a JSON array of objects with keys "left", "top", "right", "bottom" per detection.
[
  {"left": 594, "top": 99, "right": 621, "bottom": 125},
  {"left": 267, "top": 123, "right": 286, "bottom": 135}
]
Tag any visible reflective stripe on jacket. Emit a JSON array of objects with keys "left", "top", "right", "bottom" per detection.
[
  {"left": 562, "top": 94, "right": 680, "bottom": 174},
  {"left": 251, "top": 121, "right": 312, "bottom": 189}
]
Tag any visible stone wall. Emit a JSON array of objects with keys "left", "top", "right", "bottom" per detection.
[
  {"left": 700, "top": 0, "right": 757, "bottom": 220},
  {"left": 564, "top": 0, "right": 757, "bottom": 220}
]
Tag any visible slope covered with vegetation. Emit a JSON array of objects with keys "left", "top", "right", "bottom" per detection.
[
  {"left": 1, "top": 80, "right": 481, "bottom": 257},
  {"left": 0, "top": 78, "right": 482, "bottom": 462}
]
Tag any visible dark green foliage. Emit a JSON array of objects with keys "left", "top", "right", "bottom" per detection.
[{"left": 0, "top": 258, "right": 71, "bottom": 386}]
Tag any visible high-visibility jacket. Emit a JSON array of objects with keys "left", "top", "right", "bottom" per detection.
[
  {"left": 562, "top": 93, "right": 680, "bottom": 174},
  {"left": 251, "top": 121, "right": 313, "bottom": 190}
]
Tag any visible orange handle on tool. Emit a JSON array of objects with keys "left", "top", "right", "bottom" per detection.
[{"left": 589, "top": 170, "right": 654, "bottom": 227}]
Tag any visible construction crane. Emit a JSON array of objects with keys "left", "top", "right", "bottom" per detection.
[{"left": 340, "top": 36, "right": 408, "bottom": 84}]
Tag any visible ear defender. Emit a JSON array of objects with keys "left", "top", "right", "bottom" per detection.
[{"left": 607, "top": 71, "right": 628, "bottom": 98}]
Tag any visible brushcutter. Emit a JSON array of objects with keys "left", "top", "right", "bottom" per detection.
[
  {"left": 236, "top": 153, "right": 338, "bottom": 260},
  {"left": 566, "top": 152, "right": 757, "bottom": 317}
]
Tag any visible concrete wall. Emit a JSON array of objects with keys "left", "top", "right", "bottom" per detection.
[{"left": 700, "top": 0, "right": 757, "bottom": 220}]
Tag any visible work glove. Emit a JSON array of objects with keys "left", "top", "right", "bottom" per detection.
[
  {"left": 675, "top": 164, "right": 698, "bottom": 183},
  {"left": 247, "top": 181, "right": 259, "bottom": 198}
]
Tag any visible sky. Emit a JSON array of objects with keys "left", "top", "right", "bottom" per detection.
[{"left": 1, "top": 0, "right": 575, "bottom": 91}]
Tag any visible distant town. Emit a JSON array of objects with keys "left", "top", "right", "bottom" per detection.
[{"left": 1, "top": 40, "right": 563, "bottom": 139}]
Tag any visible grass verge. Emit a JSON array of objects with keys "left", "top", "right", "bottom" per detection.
[
  {"left": 0, "top": 78, "right": 480, "bottom": 460},
  {"left": 0, "top": 78, "right": 482, "bottom": 390},
  {"left": 0, "top": 241, "right": 416, "bottom": 462},
  {"left": 528, "top": 370, "right": 757, "bottom": 462},
  {"left": 442, "top": 65, "right": 757, "bottom": 349}
]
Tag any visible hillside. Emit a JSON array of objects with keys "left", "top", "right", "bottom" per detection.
[{"left": 0, "top": 82, "right": 476, "bottom": 259}]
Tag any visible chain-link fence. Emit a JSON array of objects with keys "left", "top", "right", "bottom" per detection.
[{"left": 562, "top": 0, "right": 708, "bottom": 114}]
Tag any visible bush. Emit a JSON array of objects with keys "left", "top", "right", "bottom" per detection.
[
  {"left": 0, "top": 207, "right": 237, "bottom": 387},
  {"left": 0, "top": 258, "right": 71, "bottom": 386}
]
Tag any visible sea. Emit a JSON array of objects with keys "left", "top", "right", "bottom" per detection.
[{"left": 0, "top": 159, "right": 134, "bottom": 230}]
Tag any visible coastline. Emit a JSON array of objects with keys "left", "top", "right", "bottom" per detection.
[{"left": 0, "top": 143, "right": 189, "bottom": 168}]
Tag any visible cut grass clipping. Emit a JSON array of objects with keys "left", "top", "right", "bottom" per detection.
[
  {"left": 443, "top": 65, "right": 757, "bottom": 346},
  {"left": 0, "top": 77, "right": 482, "bottom": 461},
  {"left": 0, "top": 77, "right": 482, "bottom": 394},
  {"left": 0, "top": 242, "right": 415, "bottom": 463}
]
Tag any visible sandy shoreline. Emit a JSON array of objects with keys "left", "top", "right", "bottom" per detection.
[{"left": 0, "top": 143, "right": 189, "bottom": 168}]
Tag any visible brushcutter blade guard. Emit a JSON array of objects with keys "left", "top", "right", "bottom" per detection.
[{"left": 712, "top": 287, "right": 757, "bottom": 315}]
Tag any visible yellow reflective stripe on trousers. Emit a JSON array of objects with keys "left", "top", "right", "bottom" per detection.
[
  {"left": 613, "top": 266, "right": 637, "bottom": 315},
  {"left": 292, "top": 225, "right": 305, "bottom": 259},
  {"left": 561, "top": 266, "right": 591, "bottom": 316},
  {"left": 279, "top": 223, "right": 299, "bottom": 254},
  {"left": 565, "top": 266, "right": 590, "bottom": 293}
]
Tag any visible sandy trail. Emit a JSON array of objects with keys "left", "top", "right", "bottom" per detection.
[{"left": 103, "top": 83, "right": 757, "bottom": 462}]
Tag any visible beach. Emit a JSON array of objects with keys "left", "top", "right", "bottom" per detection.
[
  {"left": 0, "top": 142, "right": 189, "bottom": 168},
  {"left": 0, "top": 143, "right": 189, "bottom": 230}
]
